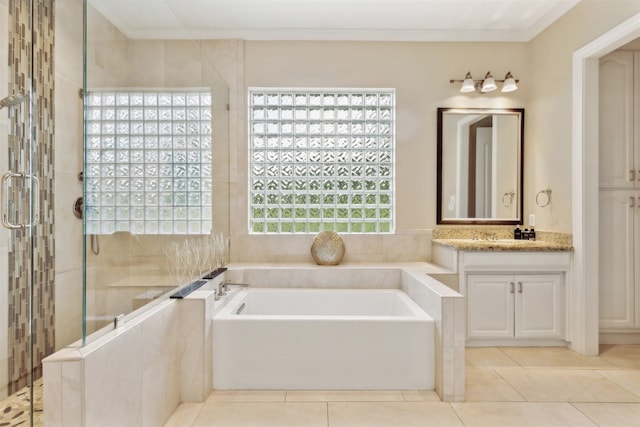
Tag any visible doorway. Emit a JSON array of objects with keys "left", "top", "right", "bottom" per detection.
[{"left": 573, "top": 12, "right": 640, "bottom": 355}]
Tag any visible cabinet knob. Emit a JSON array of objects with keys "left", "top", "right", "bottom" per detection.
[
  {"left": 510, "top": 282, "right": 515, "bottom": 293},
  {"left": 518, "top": 282, "right": 523, "bottom": 293}
]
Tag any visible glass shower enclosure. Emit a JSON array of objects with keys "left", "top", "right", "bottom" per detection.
[
  {"left": 82, "top": 0, "right": 230, "bottom": 341},
  {"left": 1, "top": 1, "right": 55, "bottom": 425},
  {"left": 1, "top": 1, "right": 230, "bottom": 425}
]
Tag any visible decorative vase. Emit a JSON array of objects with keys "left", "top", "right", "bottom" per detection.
[{"left": 310, "top": 231, "right": 345, "bottom": 265}]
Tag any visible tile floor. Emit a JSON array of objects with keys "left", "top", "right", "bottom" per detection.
[
  {"left": 0, "top": 378, "right": 43, "bottom": 426},
  {"left": 165, "top": 345, "right": 640, "bottom": 426}
]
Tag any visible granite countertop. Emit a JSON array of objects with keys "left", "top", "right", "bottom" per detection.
[{"left": 432, "top": 238, "right": 573, "bottom": 252}]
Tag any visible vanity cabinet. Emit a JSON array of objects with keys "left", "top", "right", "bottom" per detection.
[
  {"left": 467, "top": 274, "right": 564, "bottom": 340},
  {"left": 456, "top": 251, "right": 571, "bottom": 345}
]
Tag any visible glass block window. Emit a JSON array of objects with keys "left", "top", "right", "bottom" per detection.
[
  {"left": 84, "top": 90, "right": 213, "bottom": 235},
  {"left": 249, "top": 88, "right": 395, "bottom": 233}
]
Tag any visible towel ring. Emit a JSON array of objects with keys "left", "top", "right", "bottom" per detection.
[
  {"left": 536, "top": 189, "right": 552, "bottom": 207},
  {"left": 502, "top": 191, "right": 514, "bottom": 208}
]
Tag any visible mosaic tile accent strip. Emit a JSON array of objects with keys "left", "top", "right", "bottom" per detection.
[
  {"left": 248, "top": 88, "right": 395, "bottom": 233},
  {"left": 84, "top": 90, "right": 214, "bottom": 235},
  {"left": 7, "top": 0, "right": 56, "bottom": 395}
]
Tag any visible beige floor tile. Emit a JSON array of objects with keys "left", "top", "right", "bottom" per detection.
[
  {"left": 465, "top": 368, "right": 525, "bottom": 402},
  {"left": 499, "top": 347, "right": 619, "bottom": 369},
  {"left": 206, "top": 390, "right": 287, "bottom": 402},
  {"left": 165, "top": 345, "right": 640, "bottom": 424},
  {"left": 465, "top": 347, "right": 519, "bottom": 368},
  {"left": 572, "top": 402, "right": 640, "bottom": 427},
  {"left": 599, "top": 345, "right": 640, "bottom": 369},
  {"left": 192, "top": 402, "right": 327, "bottom": 427},
  {"left": 286, "top": 390, "right": 404, "bottom": 402},
  {"left": 451, "top": 402, "right": 598, "bottom": 427},
  {"left": 401, "top": 390, "right": 441, "bottom": 402},
  {"left": 163, "top": 402, "right": 203, "bottom": 427},
  {"left": 597, "top": 370, "right": 640, "bottom": 398},
  {"left": 328, "top": 402, "right": 463, "bottom": 427},
  {"left": 496, "top": 368, "right": 640, "bottom": 402}
]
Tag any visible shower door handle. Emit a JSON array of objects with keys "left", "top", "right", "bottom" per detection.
[
  {"left": 29, "top": 174, "right": 40, "bottom": 227},
  {"left": 1, "top": 171, "right": 40, "bottom": 229},
  {"left": 2, "top": 171, "right": 22, "bottom": 229}
]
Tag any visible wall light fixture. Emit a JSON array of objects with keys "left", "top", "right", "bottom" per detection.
[{"left": 450, "top": 71, "right": 519, "bottom": 93}]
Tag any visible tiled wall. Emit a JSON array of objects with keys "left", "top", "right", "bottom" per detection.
[
  {"left": 53, "top": 0, "right": 84, "bottom": 351},
  {"left": 43, "top": 286, "right": 220, "bottom": 426},
  {"left": 1, "top": 0, "right": 10, "bottom": 401},
  {"left": 7, "top": 0, "right": 56, "bottom": 393}
]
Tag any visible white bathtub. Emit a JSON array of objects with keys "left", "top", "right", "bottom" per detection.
[{"left": 213, "top": 288, "right": 434, "bottom": 390}]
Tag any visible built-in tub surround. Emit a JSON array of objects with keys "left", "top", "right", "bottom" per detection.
[
  {"left": 214, "top": 288, "right": 435, "bottom": 390},
  {"left": 43, "top": 274, "right": 234, "bottom": 427},
  {"left": 43, "top": 263, "right": 464, "bottom": 426},
  {"left": 226, "top": 264, "right": 465, "bottom": 401}
]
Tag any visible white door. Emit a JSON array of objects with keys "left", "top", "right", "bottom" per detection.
[
  {"left": 515, "top": 274, "right": 565, "bottom": 339},
  {"left": 467, "top": 275, "right": 514, "bottom": 339},
  {"left": 599, "top": 190, "right": 636, "bottom": 328},
  {"left": 599, "top": 50, "right": 635, "bottom": 188}
]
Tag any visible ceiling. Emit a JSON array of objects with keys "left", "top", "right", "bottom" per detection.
[{"left": 89, "top": 0, "right": 582, "bottom": 42}]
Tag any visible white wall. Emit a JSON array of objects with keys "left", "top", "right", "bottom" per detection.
[{"left": 236, "top": 41, "right": 529, "bottom": 262}]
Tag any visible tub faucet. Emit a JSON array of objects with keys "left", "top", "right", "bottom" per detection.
[
  {"left": 215, "top": 282, "right": 226, "bottom": 300},
  {"left": 222, "top": 280, "right": 232, "bottom": 293}
]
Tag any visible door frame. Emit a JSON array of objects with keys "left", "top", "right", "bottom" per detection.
[{"left": 572, "top": 12, "right": 640, "bottom": 355}]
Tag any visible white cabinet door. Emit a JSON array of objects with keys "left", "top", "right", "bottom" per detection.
[
  {"left": 515, "top": 274, "right": 564, "bottom": 339},
  {"left": 599, "top": 190, "right": 636, "bottom": 328},
  {"left": 468, "top": 273, "right": 565, "bottom": 340},
  {"left": 599, "top": 50, "right": 635, "bottom": 188},
  {"left": 467, "top": 275, "right": 514, "bottom": 339}
]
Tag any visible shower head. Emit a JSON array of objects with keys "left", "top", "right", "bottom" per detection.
[{"left": 0, "top": 94, "right": 25, "bottom": 110}]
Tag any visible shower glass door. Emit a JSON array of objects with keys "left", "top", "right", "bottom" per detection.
[{"left": 1, "top": 0, "right": 52, "bottom": 425}]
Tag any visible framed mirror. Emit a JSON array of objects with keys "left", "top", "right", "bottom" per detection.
[{"left": 437, "top": 107, "right": 524, "bottom": 225}]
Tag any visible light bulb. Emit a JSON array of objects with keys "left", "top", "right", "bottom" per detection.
[
  {"left": 481, "top": 72, "right": 497, "bottom": 92},
  {"left": 460, "top": 72, "right": 475, "bottom": 93},
  {"left": 501, "top": 71, "right": 518, "bottom": 92}
]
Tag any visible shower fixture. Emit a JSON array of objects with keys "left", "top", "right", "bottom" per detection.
[{"left": 0, "top": 94, "right": 25, "bottom": 110}]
